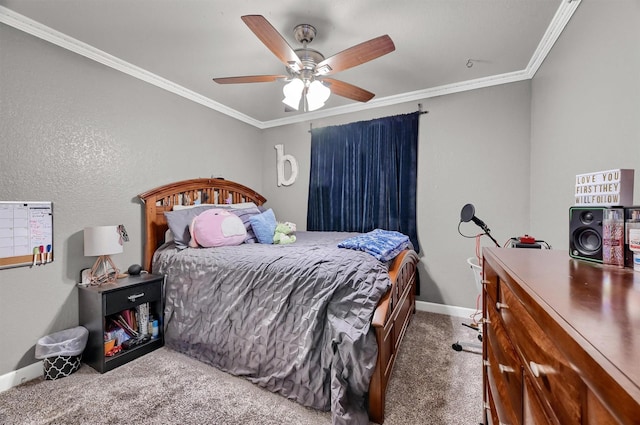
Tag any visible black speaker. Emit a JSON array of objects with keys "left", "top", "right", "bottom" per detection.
[{"left": 569, "top": 207, "right": 605, "bottom": 263}]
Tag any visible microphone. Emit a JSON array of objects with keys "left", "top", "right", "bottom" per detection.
[
  {"left": 460, "top": 203, "right": 500, "bottom": 247},
  {"left": 471, "top": 216, "right": 489, "bottom": 232}
]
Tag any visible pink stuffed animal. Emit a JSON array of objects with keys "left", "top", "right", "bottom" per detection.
[{"left": 189, "top": 208, "right": 246, "bottom": 248}]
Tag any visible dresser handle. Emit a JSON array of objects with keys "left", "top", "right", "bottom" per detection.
[
  {"left": 127, "top": 293, "right": 145, "bottom": 302},
  {"left": 529, "top": 361, "right": 555, "bottom": 377},
  {"left": 484, "top": 402, "right": 491, "bottom": 411},
  {"left": 482, "top": 279, "right": 490, "bottom": 285},
  {"left": 499, "top": 364, "right": 515, "bottom": 374},
  {"left": 483, "top": 360, "right": 490, "bottom": 367},
  {"left": 478, "top": 318, "right": 491, "bottom": 325},
  {"left": 496, "top": 302, "right": 509, "bottom": 310}
]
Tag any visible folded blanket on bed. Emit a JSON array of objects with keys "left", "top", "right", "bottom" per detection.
[{"left": 338, "top": 229, "right": 410, "bottom": 262}]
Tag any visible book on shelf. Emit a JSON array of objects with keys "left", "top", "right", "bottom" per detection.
[
  {"left": 110, "top": 313, "right": 138, "bottom": 338},
  {"left": 106, "top": 303, "right": 151, "bottom": 341},
  {"left": 136, "top": 302, "right": 149, "bottom": 336}
]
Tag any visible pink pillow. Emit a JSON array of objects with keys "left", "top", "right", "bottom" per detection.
[{"left": 189, "top": 208, "right": 247, "bottom": 248}]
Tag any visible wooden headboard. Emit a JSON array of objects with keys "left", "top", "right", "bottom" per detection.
[{"left": 138, "top": 178, "right": 267, "bottom": 273}]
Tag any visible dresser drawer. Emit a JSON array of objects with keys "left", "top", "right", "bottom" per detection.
[
  {"left": 485, "top": 383, "right": 500, "bottom": 425},
  {"left": 105, "top": 281, "right": 162, "bottom": 316},
  {"left": 499, "top": 283, "right": 583, "bottom": 425},
  {"left": 483, "top": 261, "right": 499, "bottom": 304},
  {"left": 586, "top": 388, "right": 622, "bottom": 425},
  {"left": 523, "top": 376, "right": 558, "bottom": 425},
  {"left": 486, "top": 304, "right": 523, "bottom": 424},
  {"left": 487, "top": 345, "right": 520, "bottom": 425}
]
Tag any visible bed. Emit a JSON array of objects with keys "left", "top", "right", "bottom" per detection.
[{"left": 138, "top": 178, "right": 419, "bottom": 424}]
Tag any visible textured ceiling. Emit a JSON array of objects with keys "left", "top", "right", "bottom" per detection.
[{"left": 0, "top": 0, "right": 569, "bottom": 126}]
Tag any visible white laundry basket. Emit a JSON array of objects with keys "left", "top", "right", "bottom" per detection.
[{"left": 466, "top": 257, "right": 483, "bottom": 296}]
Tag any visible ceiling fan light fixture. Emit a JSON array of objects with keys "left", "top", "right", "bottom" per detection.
[
  {"left": 306, "top": 80, "right": 331, "bottom": 111},
  {"left": 215, "top": 16, "right": 393, "bottom": 113},
  {"left": 282, "top": 78, "right": 304, "bottom": 110}
]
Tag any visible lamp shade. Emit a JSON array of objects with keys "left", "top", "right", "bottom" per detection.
[
  {"left": 83, "top": 226, "right": 123, "bottom": 256},
  {"left": 306, "top": 80, "right": 331, "bottom": 111},
  {"left": 282, "top": 78, "right": 304, "bottom": 110}
]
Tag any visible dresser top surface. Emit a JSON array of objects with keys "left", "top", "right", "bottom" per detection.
[{"left": 483, "top": 247, "right": 640, "bottom": 394}]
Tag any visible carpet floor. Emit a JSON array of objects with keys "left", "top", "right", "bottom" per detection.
[{"left": 0, "top": 311, "right": 482, "bottom": 424}]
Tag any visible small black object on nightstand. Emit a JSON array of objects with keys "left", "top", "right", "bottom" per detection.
[{"left": 127, "top": 264, "right": 142, "bottom": 275}]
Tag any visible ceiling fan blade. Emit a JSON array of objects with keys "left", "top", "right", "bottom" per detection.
[
  {"left": 241, "top": 15, "right": 302, "bottom": 70},
  {"left": 316, "top": 35, "right": 395, "bottom": 76},
  {"left": 213, "top": 75, "right": 287, "bottom": 84},
  {"left": 324, "top": 78, "right": 375, "bottom": 102}
]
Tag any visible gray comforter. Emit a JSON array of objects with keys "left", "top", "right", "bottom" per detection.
[{"left": 153, "top": 231, "right": 392, "bottom": 424}]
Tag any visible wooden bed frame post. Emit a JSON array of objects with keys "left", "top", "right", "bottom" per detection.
[{"left": 369, "top": 250, "right": 419, "bottom": 424}]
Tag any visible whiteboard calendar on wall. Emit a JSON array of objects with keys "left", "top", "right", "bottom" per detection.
[{"left": 0, "top": 201, "right": 53, "bottom": 269}]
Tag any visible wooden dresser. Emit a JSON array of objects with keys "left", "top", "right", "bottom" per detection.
[{"left": 482, "top": 247, "right": 640, "bottom": 425}]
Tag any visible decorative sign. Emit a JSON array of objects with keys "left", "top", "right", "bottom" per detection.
[
  {"left": 574, "top": 169, "right": 634, "bottom": 206},
  {"left": 275, "top": 144, "right": 299, "bottom": 187}
]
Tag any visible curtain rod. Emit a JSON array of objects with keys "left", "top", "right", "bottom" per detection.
[{"left": 308, "top": 104, "right": 428, "bottom": 133}]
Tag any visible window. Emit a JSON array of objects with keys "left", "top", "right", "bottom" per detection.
[{"left": 307, "top": 112, "right": 420, "bottom": 252}]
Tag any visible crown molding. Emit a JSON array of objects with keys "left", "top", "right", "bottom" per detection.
[
  {"left": 262, "top": 69, "right": 532, "bottom": 128},
  {"left": 526, "top": 0, "right": 581, "bottom": 78},
  {"left": 0, "top": 6, "right": 262, "bottom": 128},
  {"left": 0, "top": 1, "right": 581, "bottom": 130}
]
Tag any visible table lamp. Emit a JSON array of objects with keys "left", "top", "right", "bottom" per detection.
[{"left": 83, "top": 225, "right": 123, "bottom": 285}]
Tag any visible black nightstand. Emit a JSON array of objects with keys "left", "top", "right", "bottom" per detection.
[{"left": 78, "top": 273, "right": 165, "bottom": 373}]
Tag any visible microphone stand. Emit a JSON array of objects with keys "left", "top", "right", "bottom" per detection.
[
  {"left": 471, "top": 217, "right": 500, "bottom": 247},
  {"left": 484, "top": 228, "right": 501, "bottom": 248}
]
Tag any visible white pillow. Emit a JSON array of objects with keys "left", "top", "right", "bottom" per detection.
[
  {"left": 173, "top": 202, "right": 257, "bottom": 211},
  {"left": 228, "top": 202, "right": 259, "bottom": 210}
]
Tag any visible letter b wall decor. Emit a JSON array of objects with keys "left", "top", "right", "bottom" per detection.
[{"left": 275, "top": 144, "right": 298, "bottom": 187}]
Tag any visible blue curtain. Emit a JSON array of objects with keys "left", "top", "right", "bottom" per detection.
[{"left": 307, "top": 112, "right": 420, "bottom": 252}]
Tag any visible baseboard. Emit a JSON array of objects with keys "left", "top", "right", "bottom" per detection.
[
  {"left": 0, "top": 361, "right": 42, "bottom": 393},
  {"left": 415, "top": 300, "right": 477, "bottom": 319}
]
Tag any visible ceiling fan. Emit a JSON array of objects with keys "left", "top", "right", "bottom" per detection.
[{"left": 212, "top": 15, "right": 395, "bottom": 112}]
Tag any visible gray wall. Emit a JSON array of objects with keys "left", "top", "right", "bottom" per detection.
[
  {"left": 261, "top": 82, "right": 532, "bottom": 310},
  {"left": 3, "top": 0, "right": 639, "bottom": 378},
  {"left": 530, "top": 1, "right": 640, "bottom": 245},
  {"left": 0, "top": 24, "right": 262, "bottom": 375}
]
